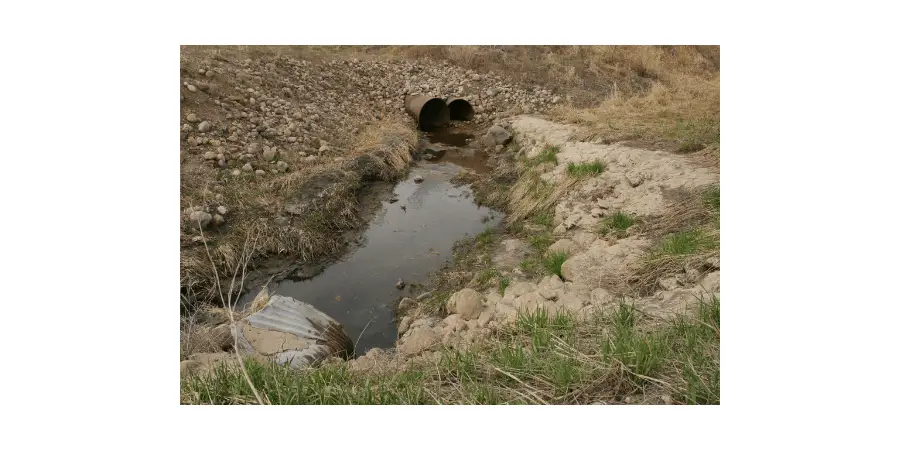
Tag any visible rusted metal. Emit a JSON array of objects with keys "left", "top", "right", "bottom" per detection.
[
  {"left": 445, "top": 97, "right": 475, "bottom": 121},
  {"left": 404, "top": 95, "right": 450, "bottom": 130}
]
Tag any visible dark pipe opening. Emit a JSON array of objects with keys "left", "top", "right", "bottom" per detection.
[
  {"left": 418, "top": 98, "right": 451, "bottom": 131},
  {"left": 446, "top": 98, "right": 475, "bottom": 121}
]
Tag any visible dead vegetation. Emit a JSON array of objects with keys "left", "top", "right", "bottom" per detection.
[
  {"left": 300, "top": 46, "right": 719, "bottom": 155},
  {"left": 180, "top": 119, "right": 417, "bottom": 305},
  {"left": 605, "top": 185, "right": 721, "bottom": 296}
]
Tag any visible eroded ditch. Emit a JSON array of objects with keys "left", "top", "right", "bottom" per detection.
[{"left": 238, "top": 129, "right": 502, "bottom": 353}]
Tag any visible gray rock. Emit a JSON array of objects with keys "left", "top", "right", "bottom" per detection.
[
  {"left": 276, "top": 160, "right": 289, "bottom": 172},
  {"left": 241, "top": 163, "right": 253, "bottom": 172},
  {"left": 203, "top": 151, "right": 217, "bottom": 160},
  {"left": 254, "top": 169, "right": 266, "bottom": 176},
  {"left": 263, "top": 147, "right": 277, "bottom": 161},
  {"left": 186, "top": 113, "right": 199, "bottom": 123},
  {"left": 187, "top": 84, "right": 197, "bottom": 92},
  {"left": 398, "top": 316, "right": 412, "bottom": 336},
  {"left": 198, "top": 121, "right": 212, "bottom": 133},
  {"left": 413, "top": 175, "right": 424, "bottom": 183},
  {"left": 485, "top": 125, "right": 512, "bottom": 146},
  {"left": 396, "top": 278, "right": 406, "bottom": 289},
  {"left": 231, "top": 169, "right": 241, "bottom": 176},
  {"left": 216, "top": 205, "right": 228, "bottom": 215},
  {"left": 447, "top": 288, "right": 485, "bottom": 320},
  {"left": 398, "top": 297, "right": 414, "bottom": 310},
  {"left": 212, "top": 214, "right": 225, "bottom": 226},
  {"left": 704, "top": 256, "right": 720, "bottom": 270},
  {"left": 246, "top": 143, "right": 262, "bottom": 154},
  {"left": 625, "top": 171, "right": 643, "bottom": 187},
  {"left": 188, "top": 211, "right": 212, "bottom": 230}
]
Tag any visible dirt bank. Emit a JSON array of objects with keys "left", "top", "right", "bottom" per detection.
[{"left": 180, "top": 46, "right": 561, "bottom": 306}]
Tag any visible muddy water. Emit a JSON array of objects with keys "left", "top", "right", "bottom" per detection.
[{"left": 240, "top": 130, "right": 500, "bottom": 354}]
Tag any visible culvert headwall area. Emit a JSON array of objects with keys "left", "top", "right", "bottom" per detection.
[{"left": 404, "top": 95, "right": 474, "bottom": 130}]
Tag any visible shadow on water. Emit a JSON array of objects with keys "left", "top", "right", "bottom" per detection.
[{"left": 239, "top": 130, "right": 500, "bottom": 354}]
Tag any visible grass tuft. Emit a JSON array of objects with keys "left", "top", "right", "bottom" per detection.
[
  {"left": 542, "top": 252, "right": 568, "bottom": 278},
  {"left": 566, "top": 160, "right": 606, "bottom": 177},
  {"left": 599, "top": 211, "right": 636, "bottom": 236},
  {"left": 529, "top": 146, "right": 559, "bottom": 166}
]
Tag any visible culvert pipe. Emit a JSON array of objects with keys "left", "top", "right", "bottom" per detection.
[
  {"left": 445, "top": 97, "right": 475, "bottom": 121},
  {"left": 404, "top": 95, "right": 450, "bottom": 131}
]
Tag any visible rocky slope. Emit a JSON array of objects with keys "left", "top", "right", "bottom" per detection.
[{"left": 358, "top": 117, "right": 721, "bottom": 369}]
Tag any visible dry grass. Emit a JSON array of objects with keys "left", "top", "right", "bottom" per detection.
[
  {"left": 180, "top": 118, "right": 417, "bottom": 305},
  {"left": 606, "top": 185, "right": 721, "bottom": 296}
]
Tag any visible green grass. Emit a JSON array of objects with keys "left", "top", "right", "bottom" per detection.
[
  {"left": 182, "top": 296, "right": 720, "bottom": 405},
  {"left": 566, "top": 160, "right": 606, "bottom": 177},
  {"left": 531, "top": 211, "right": 554, "bottom": 228},
  {"left": 659, "top": 229, "right": 713, "bottom": 256},
  {"left": 703, "top": 185, "right": 719, "bottom": 213},
  {"left": 499, "top": 276, "right": 511, "bottom": 296},
  {"left": 599, "top": 211, "right": 636, "bottom": 236},
  {"left": 475, "top": 228, "right": 495, "bottom": 248},
  {"left": 529, "top": 146, "right": 559, "bottom": 166},
  {"left": 543, "top": 252, "right": 568, "bottom": 278}
]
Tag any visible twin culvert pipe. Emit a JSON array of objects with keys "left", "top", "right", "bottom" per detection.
[{"left": 404, "top": 95, "right": 475, "bottom": 131}]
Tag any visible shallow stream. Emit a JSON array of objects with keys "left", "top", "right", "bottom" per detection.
[{"left": 238, "top": 130, "right": 502, "bottom": 353}]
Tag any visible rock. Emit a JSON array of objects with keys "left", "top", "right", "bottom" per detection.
[
  {"left": 413, "top": 175, "right": 424, "bottom": 183},
  {"left": 399, "top": 327, "right": 438, "bottom": 356},
  {"left": 276, "top": 160, "right": 289, "bottom": 172},
  {"left": 685, "top": 268, "right": 702, "bottom": 284},
  {"left": 699, "top": 271, "right": 720, "bottom": 293},
  {"left": 661, "top": 394, "right": 674, "bottom": 405},
  {"left": 263, "top": 147, "right": 277, "bottom": 161},
  {"left": 571, "top": 230, "right": 598, "bottom": 248},
  {"left": 398, "top": 297, "right": 414, "bottom": 310},
  {"left": 211, "top": 324, "right": 234, "bottom": 351},
  {"left": 198, "top": 121, "right": 212, "bottom": 132},
  {"left": 447, "top": 288, "right": 486, "bottom": 320},
  {"left": 625, "top": 171, "right": 643, "bottom": 187},
  {"left": 231, "top": 169, "right": 241, "bottom": 176},
  {"left": 186, "top": 113, "right": 199, "bottom": 123},
  {"left": 203, "top": 151, "right": 217, "bottom": 160},
  {"left": 548, "top": 274, "right": 565, "bottom": 290},
  {"left": 553, "top": 224, "right": 567, "bottom": 235},
  {"left": 659, "top": 277, "right": 680, "bottom": 291},
  {"left": 477, "top": 309, "right": 495, "bottom": 328},
  {"left": 506, "top": 282, "right": 538, "bottom": 297},
  {"left": 188, "top": 211, "right": 212, "bottom": 230},
  {"left": 216, "top": 205, "right": 228, "bottom": 215},
  {"left": 515, "top": 291, "right": 556, "bottom": 315},
  {"left": 212, "top": 214, "right": 225, "bottom": 226},
  {"left": 590, "top": 287, "right": 614, "bottom": 306},
  {"left": 547, "top": 238, "right": 576, "bottom": 256},
  {"left": 485, "top": 125, "right": 512, "bottom": 146},
  {"left": 492, "top": 238, "right": 528, "bottom": 269},
  {"left": 557, "top": 291, "right": 587, "bottom": 312},
  {"left": 233, "top": 294, "right": 353, "bottom": 368},
  {"left": 398, "top": 316, "right": 412, "bottom": 336},
  {"left": 246, "top": 143, "right": 262, "bottom": 154},
  {"left": 254, "top": 169, "right": 265, "bottom": 176},
  {"left": 396, "top": 278, "right": 406, "bottom": 289},
  {"left": 704, "top": 256, "right": 720, "bottom": 270},
  {"left": 187, "top": 84, "right": 197, "bottom": 92}
]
